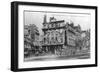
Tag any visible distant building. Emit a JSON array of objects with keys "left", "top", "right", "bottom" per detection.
[{"left": 81, "top": 30, "right": 90, "bottom": 51}]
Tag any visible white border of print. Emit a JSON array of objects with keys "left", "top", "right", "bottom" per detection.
[{"left": 18, "top": 5, "right": 95, "bottom": 69}]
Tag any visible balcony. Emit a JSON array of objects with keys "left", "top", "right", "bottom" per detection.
[{"left": 42, "top": 26, "right": 66, "bottom": 31}]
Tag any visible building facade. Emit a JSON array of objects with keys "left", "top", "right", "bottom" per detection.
[{"left": 42, "top": 15, "right": 82, "bottom": 56}]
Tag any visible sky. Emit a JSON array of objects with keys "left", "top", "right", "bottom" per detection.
[{"left": 24, "top": 11, "right": 91, "bottom": 35}]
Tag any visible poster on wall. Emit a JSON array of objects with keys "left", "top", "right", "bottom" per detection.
[{"left": 11, "top": 1, "right": 97, "bottom": 71}]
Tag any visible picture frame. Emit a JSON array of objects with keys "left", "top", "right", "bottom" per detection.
[{"left": 11, "top": 1, "right": 98, "bottom": 72}]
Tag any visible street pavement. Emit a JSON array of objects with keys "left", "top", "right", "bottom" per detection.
[{"left": 24, "top": 53, "right": 90, "bottom": 62}]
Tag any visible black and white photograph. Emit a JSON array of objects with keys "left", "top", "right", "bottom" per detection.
[
  {"left": 11, "top": 1, "right": 97, "bottom": 71},
  {"left": 24, "top": 11, "right": 91, "bottom": 62}
]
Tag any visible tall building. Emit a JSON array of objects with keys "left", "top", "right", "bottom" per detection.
[
  {"left": 42, "top": 15, "right": 82, "bottom": 55},
  {"left": 42, "top": 15, "right": 65, "bottom": 54}
]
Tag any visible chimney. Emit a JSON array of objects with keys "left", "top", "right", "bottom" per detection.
[{"left": 43, "top": 14, "right": 47, "bottom": 24}]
